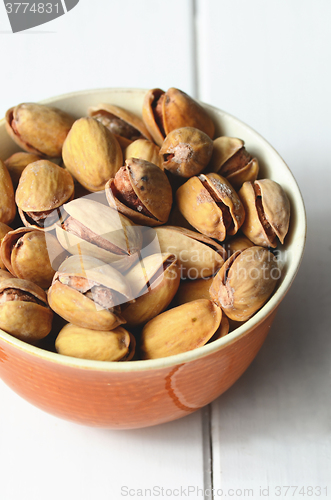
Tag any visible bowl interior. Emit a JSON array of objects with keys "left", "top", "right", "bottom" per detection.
[{"left": 0, "top": 88, "right": 306, "bottom": 371}]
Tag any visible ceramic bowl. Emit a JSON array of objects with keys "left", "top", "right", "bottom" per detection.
[{"left": 0, "top": 89, "right": 306, "bottom": 429}]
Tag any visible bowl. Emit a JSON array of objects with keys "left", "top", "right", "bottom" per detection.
[{"left": 0, "top": 88, "right": 306, "bottom": 429}]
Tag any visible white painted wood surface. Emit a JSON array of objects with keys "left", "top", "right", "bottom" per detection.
[{"left": 1, "top": 1, "right": 330, "bottom": 499}]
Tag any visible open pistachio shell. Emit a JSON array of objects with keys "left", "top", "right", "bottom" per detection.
[
  {"left": 208, "top": 137, "right": 259, "bottom": 190},
  {"left": 176, "top": 173, "right": 245, "bottom": 241},
  {"left": 1, "top": 227, "right": 64, "bottom": 289},
  {"left": 62, "top": 117, "right": 123, "bottom": 192},
  {"left": 141, "top": 299, "right": 222, "bottom": 359},
  {"left": 142, "top": 88, "right": 215, "bottom": 146},
  {"left": 4, "top": 152, "right": 42, "bottom": 188},
  {"left": 124, "top": 139, "right": 163, "bottom": 169},
  {"left": 155, "top": 226, "right": 226, "bottom": 278},
  {"left": 0, "top": 160, "right": 16, "bottom": 225},
  {"left": 239, "top": 179, "right": 290, "bottom": 248},
  {"left": 55, "top": 198, "right": 142, "bottom": 272},
  {"left": 15, "top": 160, "right": 74, "bottom": 230},
  {"left": 0, "top": 222, "right": 12, "bottom": 269},
  {"left": 48, "top": 255, "right": 131, "bottom": 331},
  {"left": 121, "top": 253, "right": 180, "bottom": 327},
  {"left": 88, "top": 103, "right": 153, "bottom": 149},
  {"left": 5, "top": 103, "right": 75, "bottom": 157},
  {"left": 209, "top": 247, "right": 280, "bottom": 321},
  {"left": 106, "top": 158, "right": 172, "bottom": 226},
  {"left": 0, "top": 277, "right": 53, "bottom": 341},
  {"left": 55, "top": 323, "right": 131, "bottom": 361}
]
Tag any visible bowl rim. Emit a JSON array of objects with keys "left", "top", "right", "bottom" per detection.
[{"left": 0, "top": 87, "right": 307, "bottom": 373}]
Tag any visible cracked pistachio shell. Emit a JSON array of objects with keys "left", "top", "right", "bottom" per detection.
[
  {"left": 176, "top": 173, "right": 245, "bottom": 241},
  {"left": 56, "top": 198, "right": 142, "bottom": 271},
  {"left": 0, "top": 160, "right": 16, "bottom": 225},
  {"left": 0, "top": 277, "right": 53, "bottom": 341},
  {"left": 222, "top": 234, "right": 255, "bottom": 258},
  {"left": 141, "top": 299, "right": 222, "bottom": 359},
  {"left": 209, "top": 137, "right": 259, "bottom": 190},
  {"left": 56, "top": 323, "right": 132, "bottom": 361},
  {"left": 155, "top": 226, "right": 226, "bottom": 278},
  {"left": 121, "top": 253, "right": 180, "bottom": 327},
  {"left": 15, "top": 160, "right": 75, "bottom": 230},
  {"left": 160, "top": 127, "right": 213, "bottom": 178},
  {"left": 4, "top": 152, "right": 42, "bottom": 188},
  {"left": 0, "top": 269, "right": 14, "bottom": 282},
  {"left": 106, "top": 158, "right": 172, "bottom": 226},
  {"left": 0, "top": 222, "right": 12, "bottom": 269},
  {"left": 5, "top": 103, "right": 75, "bottom": 157},
  {"left": 209, "top": 246, "right": 280, "bottom": 322},
  {"left": 88, "top": 103, "right": 153, "bottom": 149},
  {"left": 62, "top": 117, "right": 123, "bottom": 192},
  {"left": 142, "top": 88, "right": 215, "bottom": 146},
  {"left": 48, "top": 255, "right": 131, "bottom": 331},
  {"left": 1, "top": 227, "right": 63, "bottom": 289},
  {"left": 124, "top": 139, "right": 163, "bottom": 169},
  {"left": 239, "top": 179, "right": 290, "bottom": 248}
]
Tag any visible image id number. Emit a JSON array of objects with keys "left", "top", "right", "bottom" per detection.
[{"left": 5, "top": 3, "right": 60, "bottom": 14}]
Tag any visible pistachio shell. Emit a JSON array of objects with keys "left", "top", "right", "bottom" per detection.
[
  {"left": 222, "top": 234, "right": 255, "bottom": 258},
  {"left": 142, "top": 88, "right": 215, "bottom": 146},
  {"left": 141, "top": 299, "right": 222, "bottom": 359},
  {"left": 48, "top": 255, "right": 131, "bottom": 330},
  {"left": 155, "top": 226, "right": 226, "bottom": 278},
  {"left": 56, "top": 198, "right": 142, "bottom": 271},
  {"left": 0, "top": 160, "right": 16, "bottom": 225},
  {"left": 239, "top": 179, "right": 290, "bottom": 248},
  {"left": 0, "top": 269, "right": 14, "bottom": 282},
  {"left": 121, "top": 253, "right": 180, "bottom": 327},
  {"left": 176, "top": 173, "right": 245, "bottom": 241},
  {"left": 172, "top": 277, "right": 213, "bottom": 307},
  {"left": 0, "top": 277, "right": 53, "bottom": 341},
  {"left": 55, "top": 323, "right": 131, "bottom": 361},
  {"left": 1, "top": 227, "right": 63, "bottom": 288},
  {"left": 0, "top": 222, "right": 12, "bottom": 270},
  {"left": 4, "top": 152, "right": 42, "bottom": 188},
  {"left": 62, "top": 117, "right": 123, "bottom": 192},
  {"left": 15, "top": 160, "right": 74, "bottom": 230},
  {"left": 160, "top": 127, "right": 213, "bottom": 178},
  {"left": 106, "top": 158, "right": 172, "bottom": 226},
  {"left": 209, "top": 137, "right": 244, "bottom": 171},
  {"left": 124, "top": 139, "right": 163, "bottom": 169},
  {"left": 209, "top": 247, "right": 280, "bottom": 321},
  {"left": 88, "top": 103, "right": 153, "bottom": 147},
  {"left": 5, "top": 103, "right": 75, "bottom": 157}
]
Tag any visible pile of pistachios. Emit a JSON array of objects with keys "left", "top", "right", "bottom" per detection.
[{"left": 0, "top": 88, "right": 290, "bottom": 361}]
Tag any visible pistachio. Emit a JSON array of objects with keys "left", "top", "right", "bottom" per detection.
[
  {"left": 0, "top": 277, "right": 53, "bottom": 341},
  {"left": 209, "top": 246, "right": 280, "bottom": 321},
  {"left": 239, "top": 179, "right": 290, "bottom": 248},
  {"left": 48, "top": 255, "right": 131, "bottom": 331},
  {"left": 0, "top": 269, "right": 14, "bottom": 282},
  {"left": 15, "top": 160, "right": 74, "bottom": 230},
  {"left": 155, "top": 226, "right": 226, "bottom": 278},
  {"left": 55, "top": 323, "right": 132, "bottom": 361},
  {"left": 5, "top": 103, "right": 75, "bottom": 157},
  {"left": 208, "top": 137, "right": 259, "bottom": 190},
  {"left": 88, "top": 103, "right": 152, "bottom": 149},
  {"left": 0, "top": 160, "right": 16, "bottom": 225},
  {"left": 106, "top": 158, "right": 172, "bottom": 226},
  {"left": 0, "top": 222, "right": 12, "bottom": 270},
  {"left": 55, "top": 198, "right": 142, "bottom": 271},
  {"left": 176, "top": 173, "right": 245, "bottom": 241},
  {"left": 121, "top": 253, "right": 180, "bottom": 327},
  {"left": 208, "top": 315, "right": 230, "bottom": 342},
  {"left": 222, "top": 234, "right": 255, "bottom": 258},
  {"left": 4, "top": 152, "right": 42, "bottom": 188},
  {"left": 142, "top": 88, "right": 215, "bottom": 146},
  {"left": 141, "top": 299, "right": 222, "bottom": 359},
  {"left": 62, "top": 117, "right": 123, "bottom": 192},
  {"left": 171, "top": 276, "right": 213, "bottom": 307},
  {"left": 124, "top": 139, "right": 163, "bottom": 169},
  {"left": 1, "top": 227, "right": 64, "bottom": 289},
  {"left": 160, "top": 127, "right": 213, "bottom": 178}
]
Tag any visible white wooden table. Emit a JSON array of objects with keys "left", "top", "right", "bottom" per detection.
[{"left": 0, "top": 1, "right": 330, "bottom": 499}]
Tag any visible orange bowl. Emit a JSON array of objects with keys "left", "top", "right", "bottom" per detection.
[{"left": 0, "top": 89, "right": 306, "bottom": 429}]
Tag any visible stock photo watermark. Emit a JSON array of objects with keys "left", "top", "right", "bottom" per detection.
[{"left": 3, "top": 0, "right": 79, "bottom": 32}]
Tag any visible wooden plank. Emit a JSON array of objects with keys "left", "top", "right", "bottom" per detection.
[{"left": 196, "top": 0, "right": 331, "bottom": 496}]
